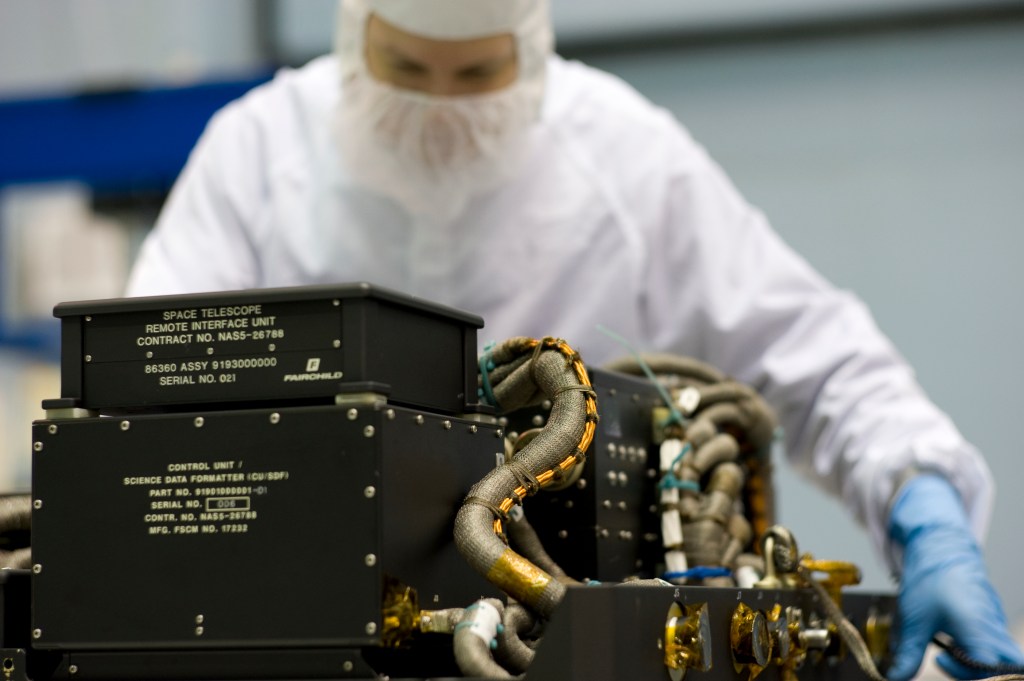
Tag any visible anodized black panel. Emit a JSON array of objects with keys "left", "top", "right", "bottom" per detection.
[
  {"left": 52, "top": 284, "right": 483, "bottom": 415},
  {"left": 507, "top": 369, "right": 664, "bottom": 582},
  {"left": 31, "top": 405, "right": 500, "bottom": 652},
  {"left": 526, "top": 585, "right": 897, "bottom": 681}
]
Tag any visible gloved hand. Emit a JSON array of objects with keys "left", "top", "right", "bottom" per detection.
[{"left": 888, "top": 473, "right": 1024, "bottom": 681}]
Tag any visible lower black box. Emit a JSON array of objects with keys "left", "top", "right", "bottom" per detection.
[{"left": 31, "top": 405, "right": 502, "bottom": 652}]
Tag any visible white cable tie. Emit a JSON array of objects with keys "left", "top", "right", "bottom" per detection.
[
  {"left": 464, "top": 600, "right": 501, "bottom": 646},
  {"left": 659, "top": 439, "right": 684, "bottom": 472},
  {"left": 662, "top": 511, "right": 683, "bottom": 547},
  {"left": 665, "top": 550, "right": 688, "bottom": 576},
  {"left": 735, "top": 565, "right": 761, "bottom": 590}
]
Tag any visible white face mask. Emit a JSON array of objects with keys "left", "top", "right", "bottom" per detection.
[{"left": 334, "top": 66, "right": 543, "bottom": 222}]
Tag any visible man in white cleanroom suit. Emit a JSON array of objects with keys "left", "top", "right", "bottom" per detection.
[{"left": 126, "top": 0, "right": 1024, "bottom": 677}]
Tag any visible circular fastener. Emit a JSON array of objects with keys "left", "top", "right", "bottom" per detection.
[
  {"left": 442, "top": 420, "right": 452, "bottom": 430},
  {"left": 363, "top": 425, "right": 375, "bottom": 438},
  {"left": 366, "top": 622, "right": 377, "bottom": 635},
  {"left": 364, "top": 486, "right": 376, "bottom": 499},
  {"left": 497, "top": 417, "right": 509, "bottom": 427},
  {"left": 607, "top": 443, "right": 616, "bottom": 456},
  {"left": 32, "top": 629, "right": 41, "bottom": 639},
  {"left": 195, "top": 626, "right": 205, "bottom": 636},
  {"left": 120, "top": 421, "right": 131, "bottom": 432},
  {"left": 599, "top": 528, "right": 610, "bottom": 538},
  {"left": 206, "top": 347, "right": 214, "bottom": 355},
  {"left": 69, "top": 665, "right": 79, "bottom": 675},
  {"left": 84, "top": 355, "right": 92, "bottom": 363},
  {"left": 495, "top": 429, "right": 504, "bottom": 439},
  {"left": 531, "top": 415, "right": 544, "bottom": 427},
  {"left": 619, "top": 530, "right": 633, "bottom": 541},
  {"left": 576, "top": 478, "right": 587, "bottom": 490},
  {"left": 617, "top": 472, "right": 629, "bottom": 485},
  {"left": 196, "top": 615, "right": 205, "bottom": 624},
  {"left": 347, "top": 409, "right": 359, "bottom": 421},
  {"left": 542, "top": 399, "right": 553, "bottom": 410},
  {"left": 268, "top": 343, "right": 276, "bottom": 352},
  {"left": 343, "top": 661, "right": 354, "bottom": 672},
  {"left": 34, "top": 442, "right": 44, "bottom": 452},
  {"left": 602, "top": 499, "right": 612, "bottom": 509},
  {"left": 365, "top": 554, "right": 377, "bottom": 567},
  {"left": 618, "top": 501, "right": 628, "bottom": 511},
  {"left": 558, "top": 530, "right": 568, "bottom": 539},
  {"left": 146, "top": 351, "right": 153, "bottom": 359},
  {"left": 269, "top": 413, "right": 281, "bottom": 424},
  {"left": 333, "top": 340, "right": 341, "bottom": 348},
  {"left": 85, "top": 316, "right": 92, "bottom": 322},
  {"left": 32, "top": 564, "right": 42, "bottom": 574},
  {"left": 332, "top": 299, "right": 341, "bottom": 307},
  {"left": 415, "top": 415, "right": 425, "bottom": 425},
  {"left": 48, "top": 424, "right": 59, "bottom": 435},
  {"left": 468, "top": 424, "right": 478, "bottom": 434},
  {"left": 33, "top": 499, "right": 42, "bottom": 509},
  {"left": 564, "top": 500, "right": 574, "bottom": 509},
  {"left": 386, "top": 409, "right": 396, "bottom": 420},
  {"left": 194, "top": 417, "right": 205, "bottom": 428},
  {"left": 647, "top": 468, "right": 658, "bottom": 479}
]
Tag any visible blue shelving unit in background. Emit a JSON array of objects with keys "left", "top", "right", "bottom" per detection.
[{"left": 0, "top": 73, "right": 273, "bottom": 358}]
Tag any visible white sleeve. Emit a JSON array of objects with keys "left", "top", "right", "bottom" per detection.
[
  {"left": 124, "top": 102, "right": 265, "bottom": 297},
  {"left": 643, "top": 137, "right": 993, "bottom": 568}
]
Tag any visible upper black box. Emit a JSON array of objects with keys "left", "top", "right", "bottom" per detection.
[{"left": 49, "top": 283, "right": 483, "bottom": 415}]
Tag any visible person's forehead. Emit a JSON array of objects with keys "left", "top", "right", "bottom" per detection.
[
  {"left": 366, "top": 13, "right": 515, "bottom": 63},
  {"left": 366, "top": 0, "right": 533, "bottom": 40}
]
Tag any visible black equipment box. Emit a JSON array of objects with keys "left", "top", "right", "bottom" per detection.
[
  {"left": 49, "top": 283, "right": 483, "bottom": 415},
  {"left": 506, "top": 369, "right": 665, "bottom": 582},
  {"left": 31, "top": 404, "right": 503, "bottom": 656}
]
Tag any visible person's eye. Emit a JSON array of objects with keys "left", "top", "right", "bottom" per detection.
[
  {"left": 392, "top": 59, "right": 427, "bottom": 75},
  {"left": 458, "top": 59, "right": 511, "bottom": 80}
]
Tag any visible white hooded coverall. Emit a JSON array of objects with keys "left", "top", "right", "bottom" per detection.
[{"left": 125, "top": 49, "right": 993, "bottom": 566}]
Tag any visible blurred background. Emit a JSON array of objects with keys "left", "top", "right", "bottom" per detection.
[{"left": 1, "top": 0, "right": 1022, "bottom": 635}]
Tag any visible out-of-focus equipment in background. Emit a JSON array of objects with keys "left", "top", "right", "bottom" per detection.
[{"left": 3, "top": 283, "right": 897, "bottom": 680}]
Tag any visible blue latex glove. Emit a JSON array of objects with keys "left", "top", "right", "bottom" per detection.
[{"left": 888, "top": 473, "right": 1024, "bottom": 681}]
